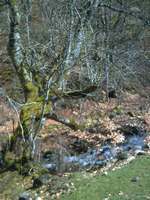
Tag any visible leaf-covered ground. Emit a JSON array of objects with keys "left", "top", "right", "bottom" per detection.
[{"left": 0, "top": 79, "right": 150, "bottom": 200}]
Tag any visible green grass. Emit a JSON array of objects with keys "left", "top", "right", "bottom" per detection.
[{"left": 61, "top": 156, "right": 150, "bottom": 200}]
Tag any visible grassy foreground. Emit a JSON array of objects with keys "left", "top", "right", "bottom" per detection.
[
  {"left": 61, "top": 156, "right": 150, "bottom": 200},
  {"left": 0, "top": 156, "right": 150, "bottom": 199}
]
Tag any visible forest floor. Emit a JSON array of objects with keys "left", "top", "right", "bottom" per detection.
[{"left": 0, "top": 89, "right": 150, "bottom": 200}]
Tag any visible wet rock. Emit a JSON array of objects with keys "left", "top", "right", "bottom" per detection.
[
  {"left": 128, "top": 136, "right": 143, "bottom": 146},
  {"left": 43, "top": 151, "right": 53, "bottom": 160},
  {"left": 19, "top": 192, "right": 31, "bottom": 200},
  {"left": 117, "top": 151, "right": 128, "bottom": 160},
  {"left": 64, "top": 155, "right": 79, "bottom": 163},
  {"left": 128, "top": 136, "right": 145, "bottom": 149},
  {"left": 101, "top": 146, "right": 113, "bottom": 160},
  {"left": 95, "top": 160, "right": 107, "bottom": 166},
  {"left": 122, "top": 135, "right": 145, "bottom": 152},
  {"left": 64, "top": 149, "right": 106, "bottom": 168},
  {"left": 42, "top": 163, "right": 56, "bottom": 172},
  {"left": 120, "top": 125, "right": 142, "bottom": 135},
  {"left": 70, "top": 139, "right": 88, "bottom": 153},
  {"left": 144, "top": 143, "right": 150, "bottom": 149},
  {"left": 134, "top": 149, "right": 145, "bottom": 155}
]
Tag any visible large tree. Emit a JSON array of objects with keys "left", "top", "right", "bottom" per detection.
[
  {"left": 4, "top": 0, "right": 98, "bottom": 161},
  {"left": 1, "top": 0, "right": 149, "bottom": 163}
]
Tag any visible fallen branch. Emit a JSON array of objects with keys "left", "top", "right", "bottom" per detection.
[
  {"left": 50, "top": 85, "right": 98, "bottom": 101},
  {"left": 44, "top": 112, "right": 85, "bottom": 131}
]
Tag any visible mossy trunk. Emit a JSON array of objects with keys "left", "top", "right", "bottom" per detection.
[
  {"left": 7, "top": 0, "right": 51, "bottom": 161},
  {"left": 6, "top": 81, "right": 52, "bottom": 164}
]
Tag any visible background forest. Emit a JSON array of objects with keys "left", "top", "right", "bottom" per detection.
[{"left": 0, "top": 0, "right": 150, "bottom": 200}]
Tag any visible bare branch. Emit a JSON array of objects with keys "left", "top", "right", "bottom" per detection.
[{"left": 99, "top": 3, "right": 149, "bottom": 26}]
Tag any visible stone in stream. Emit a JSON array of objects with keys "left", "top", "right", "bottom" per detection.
[
  {"left": 128, "top": 136, "right": 145, "bottom": 149},
  {"left": 19, "top": 192, "right": 31, "bottom": 200},
  {"left": 42, "top": 163, "right": 56, "bottom": 172},
  {"left": 101, "top": 146, "right": 113, "bottom": 160},
  {"left": 42, "top": 151, "right": 53, "bottom": 160},
  {"left": 134, "top": 149, "right": 145, "bottom": 155},
  {"left": 116, "top": 151, "right": 128, "bottom": 160},
  {"left": 122, "top": 135, "right": 145, "bottom": 152}
]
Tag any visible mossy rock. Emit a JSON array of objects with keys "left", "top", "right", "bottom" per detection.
[
  {"left": 69, "top": 117, "right": 85, "bottom": 131},
  {"left": 18, "top": 162, "right": 49, "bottom": 176},
  {"left": 4, "top": 151, "right": 17, "bottom": 169},
  {"left": 113, "top": 105, "right": 124, "bottom": 114},
  {"left": 32, "top": 173, "right": 51, "bottom": 188},
  {"left": 117, "top": 151, "right": 128, "bottom": 160},
  {"left": 109, "top": 106, "right": 124, "bottom": 118}
]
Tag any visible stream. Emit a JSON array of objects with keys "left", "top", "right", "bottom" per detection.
[{"left": 42, "top": 134, "right": 149, "bottom": 172}]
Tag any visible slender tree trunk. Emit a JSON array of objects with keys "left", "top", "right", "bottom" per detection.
[
  {"left": 101, "top": 6, "right": 111, "bottom": 100},
  {"left": 6, "top": 0, "right": 46, "bottom": 161}
]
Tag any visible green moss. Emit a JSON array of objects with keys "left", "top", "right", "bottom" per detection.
[
  {"left": 10, "top": 0, "right": 17, "bottom": 6},
  {"left": 4, "top": 151, "right": 16, "bottom": 168},
  {"left": 7, "top": 96, "right": 53, "bottom": 162},
  {"left": 47, "top": 124, "right": 64, "bottom": 131},
  {"left": 8, "top": 99, "right": 52, "bottom": 159},
  {"left": 69, "top": 117, "right": 78, "bottom": 130},
  {"left": 4, "top": 148, "right": 30, "bottom": 170},
  {"left": 30, "top": 163, "right": 49, "bottom": 178},
  {"left": 20, "top": 100, "right": 52, "bottom": 126},
  {"left": 78, "top": 123, "right": 86, "bottom": 132},
  {"left": 17, "top": 162, "right": 49, "bottom": 177},
  {"left": 24, "top": 81, "right": 39, "bottom": 102},
  {"left": 2, "top": 69, "right": 12, "bottom": 77},
  {"left": 3, "top": 149, "right": 49, "bottom": 175},
  {"left": 69, "top": 117, "right": 85, "bottom": 131},
  {"left": 113, "top": 105, "right": 124, "bottom": 115},
  {"left": 111, "top": 15, "right": 119, "bottom": 26}
]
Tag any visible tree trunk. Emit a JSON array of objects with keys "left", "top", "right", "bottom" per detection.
[
  {"left": 6, "top": 76, "right": 51, "bottom": 158},
  {"left": 5, "top": 1, "right": 39, "bottom": 161}
]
